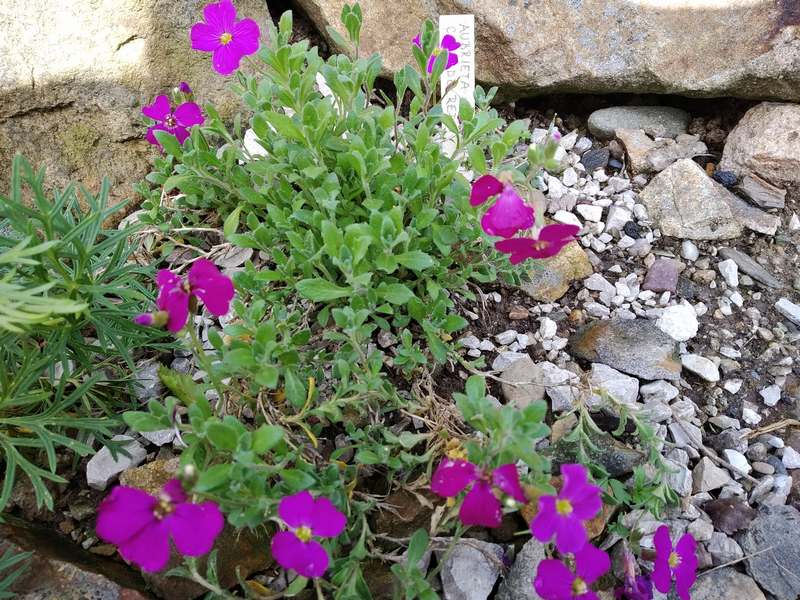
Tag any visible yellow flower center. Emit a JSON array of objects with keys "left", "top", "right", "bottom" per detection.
[
  {"left": 669, "top": 551, "right": 681, "bottom": 568},
  {"left": 556, "top": 498, "right": 573, "bottom": 516},
  {"left": 571, "top": 577, "right": 588, "bottom": 596},
  {"left": 295, "top": 526, "right": 313, "bottom": 542},
  {"left": 219, "top": 32, "right": 233, "bottom": 45},
  {"left": 532, "top": 240, "right": 550, "bottom": 251},
  {"left": 153, "top": 498, "right": 175, "bottom": 520}
]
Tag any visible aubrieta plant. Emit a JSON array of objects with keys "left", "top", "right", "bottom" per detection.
[{"left": 106, "top": 1, "right": 698, "bottom": 598}]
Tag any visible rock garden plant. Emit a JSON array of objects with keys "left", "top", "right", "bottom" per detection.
[{"left": 0, "top": 2, "right": 716, "bottom": 599}]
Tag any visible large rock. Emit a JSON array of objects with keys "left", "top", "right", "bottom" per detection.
[
  {"left": 738, "top": 505, "right": 800, "bottom": 600},
  {"left": 297, "top": 0, "right": 800, "bottom": 101},
  {"left": 496, "top": 538, "right": 545, "bottom": 600},
  {"left": 570, "top": 319, "right": 681, "bottom": 381},
  {"left": 588, "top": 106, "right": 689, "bottom": 140},
  {"left": 436, "top": 538, "right": 505, "bottom": 600},
  {"left": 691, "top": 568, "right": 766, "bottom": 600},
  {"left": 640, "top": 159, "right": 780, "bottom": 240},
  {"left": 720, "top": 102, "right": 800, "bottom": 200},
  {"left": 520, "top": 240, "right": 593, "bottom": 302},
  {"left": 0, "top": 517, "right": 151, "bottom": 599},
  {"left": 0, "top": 0, "right": 270, "bottom": 205}
]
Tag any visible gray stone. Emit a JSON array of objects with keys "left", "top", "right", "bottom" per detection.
[
  {"left": 738, "top": 174, "right": 787, "bottom": 209},
  {"left": 86, "top": 435, "right": 146, "bottom": 491},
  {"left": 580, "top": 148, "right": 609, "bottom": 172},
  {"left": 640, "top": 401, "right": 673, "bottom": 423},
  {"left": 760, "top": 384, "right": 782, "bottom": 407},
  {"left": 496, "top": 538, "right": 546, "bottom": 600},
  {"left": 681, "top": 354, "right": 720, "bottom": 383},
  {"left": 640, "top": 380, "right": 679, "bottom": 403},
  {"left": 688, "top": 518, "right": 714, "bottom": 542},
  {"left": 640, "top": 159, "right": 779, "bottom": 240},
  {"left": 665, "top": 458, "right": 693, "bottom": 497},
  {"left": 437, "top": 538, "right": 505, "bottom": 600},
  {"left": 782, "top": 447, "right": 800, "bottom": 469},
  {"left": 738, "top": 505, "right": 800, "bottom": 600},
  {"left": 691, "top": 568, "right": 766, "bottom": 600},
  {"left": 717, "top": 259, "right": 739, "bottom": 288},
  {"left": 707, "top": 532, "right": 743, "bottom": 566},
  {"left": 501, "top": 356, "right": 546, "bottom": 409},
  {"left": 549, "top": 429, "right": 645, "bottom": 478},
  {"left": 681, "top": 240, "right": 700, "bottom": 262},
  {"left": 496, "top": 330, "right": 519, "bottom": 346},
  {"left": 722, "top": 449, "right": 751, "bottom": 478},
  {"left": 720, "top": 103, "right": 800, "bottom": 201},
  {"left": 776, "top": 298, "right": 800, "bottom": 326},
  {"left": 718, "top": 247, "right": 784, "bottom": 289},
  {"left": 141, "top": 429, "right": 176, "bottom": 447},
  {"left": 588, "top": 363, "right": 639, "bottom": 408},
  {"left": 693, "top": 457, "right": 732, "bottom": 493},
  {"left": 520, "top": 241, "right": 594, "bottom": 302},
  {"left": 133, "top": 359, "right": 163, "bottom": 403},
  {"left": 570, "top": 319, "right": 681, "bottom": 381},
  {"left": 656, "top": 304, "right": 698, "bottom": 341},
  {"left": 642, "top": 258, "right": 679, "bottom": 293},
  {"left": 584, "top": 273, "right": 616, "bottom": 295},
  {"left": 492, "top": 352, "right": 529, "bottom": 371},
  {"left": 588, "top": 106, "right": 689, "bottom": 140},
  {"left": 670, "top": 420, "right": 703, "bottom": 449},
  {"left": 539, "top": 361, "right": 580, "bottom": 413}
]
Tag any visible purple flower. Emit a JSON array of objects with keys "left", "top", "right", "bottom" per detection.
[
  {"left": 142, "top": 95, "right": 204, "bottom": 149},
  {"left": 190, "top": 0, "right": 260, "bottom": 76},
  {"left": 615, "top": 575, "right": 653, "bottom": 600},
  {"left": 179, "top": 81, "right": 193, "bottom": 95},
  {"left": 135, "top": 259, "right": 235, "bottom": 332},
  {"left": 412, "top": 33, "right": 460, "bottom": 73},
  {"left": 470, "top": 175, "right": 534, "bottom": 238},
  {"left": 271, "top": 491, "right": 347, "bottom": 578},
  {"left": 530, "top": 463, "right": 602, "bottom": 553},
  {"left": 652, "top": 526, "right": 697, "bottom": 600},
  {"left": 494, "top": 224, "right": 580, "bottom": 264},
  {"left": 431, "top": 459, "right": 526, "bottom": 528},
  {"left": 534, "top": 543, "right": 611, "bottom": 600},
  {"left": 96, "top": 479, "right": 224, "bottom": 573}
]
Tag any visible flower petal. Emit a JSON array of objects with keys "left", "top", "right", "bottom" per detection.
[
  {"left": 652, "top": 526, "right": 673, "bottom": 594},
  {"left": 278, "top": 490, "right": 314, "bottom": 529},
  {"left": 491, "top": 464, "right": 526, "bottom": 503},
  {"left": 146, "top": 124, "right": 169, "bottom": 147},
  {"left": 166, "top": 501, "right": 224, "bottom": 556},
  {"left": 426, "top": 54, "right": 436, "bottom": 74},
  {"left": 553, "top": 513, "right": 588, "bottom": 554},
  {"left": 412, "top": 34, "right": 421, "bottom": 47},
  {"left": 310, "top": 496, "right": 347, "bottom": 538},
  {"left": 172, "top": 126, "right": 191, "bottom": 145},
  {"left": 134, "top": 313, "right": 154, "bottom": 326},
  {"left": 142, "top": 95, "right": 171, "bottom": 122},
  {"left": 230, "top": 18, "right": 261, "bottom": 57},
  {"left": 494, "top": 237, "right": 535, "bottom": 265},
  {"left": 190, "top": 22, "right": 222, "bottom": 51},
  {"left": 162, "top": 479, "right": 187, "bottom": 504},
  {"left": 430, "top": 458, "right": 477, "bottom": 497},
  {"left": 188, "top": 259, "right": 234, "bottom": 316},
  {"left": 445, "top": 51, "right": 459, "bottom": 70},
  {"left": 212, "top": 43, "right": 242, "bottom": 76},
  {"left": 480, "top": 186, "right": 534, "bottom": 238},
  {"left": 174, "top": 102, "right": 204, "bottom": 128},
  {"left": 118, "top": 520, "right": 171, "bottom": 572},
  {"left": 538, "top": 223, "right": 580, "bottom": 243},
  {"left": 271, "top": 530, "right": 303, "bottom": 573},
  {"left": 441, "top": 35, "right": 461, "bottom": 51},
  {"left": 530, "top": 495, "right": 557, "bottom": 543},
  {"left": 96, "top": 486, "right": 157, "bottom": 545},
  {"left": 533, "top": 559, "right": 574, "bottom": 599},
  {"left": 459, "top": 481, "right": 502, "bottom": 528},
  {"left": 294, "top": 539, "right": 330, "bottom": 579},
  {"left": 674, "top": 533, "right": 698, "bottom": 598},
  {"left": 159, "top": 287, "right": 190, "bottom": 332},
  {"left": 575, "top": 543, "right": 611, "bottom": 584},
  {"left": 470, "top": 175, "right": 503, "bottom": 206},
  {"left": 203, "top": 0, "right": 236, "bottom": 33},
  {"left": 653, "top": 525, "right": 673, "bottom": 559}
]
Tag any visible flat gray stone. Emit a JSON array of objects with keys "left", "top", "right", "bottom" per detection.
[
  {"left": 693, "top": 457, "right": 731, "bottom": 493},
  {"left": 738, "top": 505, "right": 800, "bottom": 600},
  {"left": 496, "top": 538, "right": 546, "bottom": 600},
  {"left": 86, "top": 435, "right": 146, "bottom": 491},
  {"left": 738, "top": 174, "right": 787, "bottom": 209},
  {"left": 718, "top": 247, "right": 784, "bottom": 288},
  {"left": 500, "top": 356, "right": 546, "bottom": 409},
  {"left": 681, "top": 354, "right": 720, "bottom": 383},
  {"left": 570, "top": 319, "right": 681, "bottom": 381},
  {"left": 776, "top": 298, "right": 800, "bottom": 326},
  {"left": 588, "top": 363, "right": 639, "bottom": 408},
  {"left": 588, "top": 106, "right": 690, "bottom": 140},
  {"left": 707, "top": 532, "right": 743, "bottom": 566},
  {"left": 640, "top": 159, "right": 779, "bottom": 240},
  {"left": 539, "top": 361, "right": 580, "bottom": 413},
  {"left": 692, "top": 568, "right": 765, "bottom": 600}
]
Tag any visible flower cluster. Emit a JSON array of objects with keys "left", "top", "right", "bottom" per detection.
[
  {"left": 431, "top": 458, "right": 526, "bottom": 528},
  {"left": 470, "top": 174, "right": 580, "bottom": 264},
  {"left": 134, "top": 259, "right": 235, "bottom": 332},
  {"left": 98, "top": 484, "right": 347, "bottom": 578},
  {"left": 413, "top": 33, "right": 460, "bottom": 74},
  {"left": 96, "top": 479, "right": 224, "bottom": 572}
]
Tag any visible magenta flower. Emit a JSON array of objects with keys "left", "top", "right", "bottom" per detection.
[
  {"left": 96, "top": 479, "right": 223, "bottom": 573},
  {"left": 615, "top": 576, "right": 653, "bottom": 600},
  {"left": 534, "top": 543, "right": 611, "bottom": 600},
  {"left": 495, "top": 224, "right": 580, "bottom": 264},
  {"left": 431, "top": 459, "right": 526, "bottom": 528},
  {"left": 190, "top": 0, "right": 260, "bottom": 76},
  {"left": 135, "top": 259, "right": 235, "bottom": 332},
  {"left": 142, "top": 95, "right": 204, "bottom": 148},
  {"left": 271, "top": 491, "right": 347, "bottom": 578},
  {"left": 412, "top": 33, "right": 460, "bottom": 73},
  {"left": 652, "top": 526, "right": 697, "bottom": 600},
  {"left": 470, "top": 175, "right": 534, "bottom": 238},
  {"left": 530, "top": 463, "right": 602, "bottom": 553},
  {"left": 178, "top": 81, "right": 193, "bottom": 95}
]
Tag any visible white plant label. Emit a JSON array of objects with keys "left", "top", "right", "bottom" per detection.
[{"left": 439, "top": 14, "right": 475, "bottom": 119}]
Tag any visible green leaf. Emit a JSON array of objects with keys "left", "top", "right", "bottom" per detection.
[
  {"left": 284, "top": 369, "right": 307, "bottom": 409},
  {"left": 195, "top": 464, "right": 232, "bottom": 491},
  {"left": 252, "top": 425, "right": 284, "bottom": 453},
  {"left": 153, "top": 129, "right": 183, "bottom": 157},
  {"left": 265, "top": 111, "right": 305, "bottom": 142},
  {"left": 396, "top": 251, "right": 434, "bottom": 271},
  {"left": 122, "top": 411, "right": 169, "bottom": 432},
  {"left": 159, "top": 366, "right": 205, "bottom": 407},
  {"left": 205, "top": 421, "right": 239, "bottom": 451},
  {"left": 296, "top": 279, "right": 352, "bottom": 301},
  {"left": 442, "top": 314, "right": 468, "bottom": 333},
  {"left": 379, "top": 283, "right": 415, "bottom": 304},
  {"left": 223, "top": 206, "right": 242, "bottom": 238}
]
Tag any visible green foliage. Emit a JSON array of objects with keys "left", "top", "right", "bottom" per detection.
[
  {"left": 0, "top": 547, "right": 31, "bottom": 599},
  {"left": 0, "top": 155, "right": 166, "bottom": 512}
]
